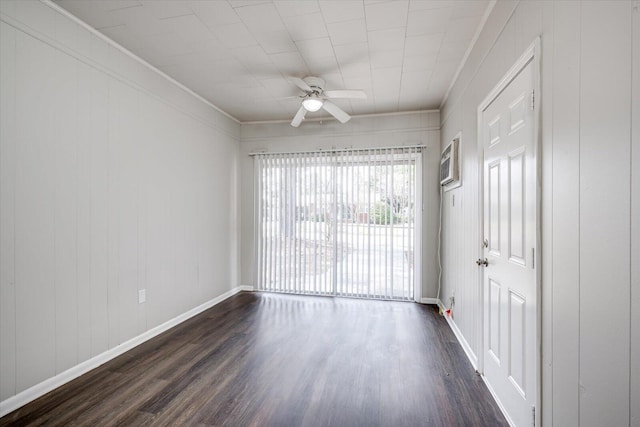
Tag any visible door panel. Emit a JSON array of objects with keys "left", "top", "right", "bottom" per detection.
[
  {"left": 489, "top": 116, "right": 501, "bottom": 146},
  {"left": 509, "top": 94, "right": 526, "bottom": 134},
  {"left": 508, "top": 289, "right": 526, "bottom": 397},
  {"left": 488, "top": 161, "right": 501, "bottom": 255},
  {"left": 489, "top": 278, "right": 501, "bottom": 364},
  {"left": 481, "top": 57, "right": 537, "bottom": 427},
  {"left": 508, "top": 147, "right": 526, "bottom": 265}
]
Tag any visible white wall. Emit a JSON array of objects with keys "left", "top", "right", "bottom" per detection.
[
  {"left": 239, "top": 112, "right": 441, "bottom": 300},
  {"left": 0, "top": 0, "right": 241, "bottom": 405},
  {"left": 439, "top": 1, "right": 639, "bottom": 426}
]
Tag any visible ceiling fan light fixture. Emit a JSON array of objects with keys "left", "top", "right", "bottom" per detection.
[{"left": 302, "top": 96, "right": 323, "bottom": 112}]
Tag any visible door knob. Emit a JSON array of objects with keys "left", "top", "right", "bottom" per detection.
[{"left": 476, "top": 258, "right": 488, "bottom": 267}]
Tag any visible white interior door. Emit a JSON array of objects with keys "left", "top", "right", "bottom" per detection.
[{"left": 480, "top": 55, "right": 537, "bottom": 426}]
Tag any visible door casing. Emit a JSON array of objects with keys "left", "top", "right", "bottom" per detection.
[{"left": 476, "top": 37, "right": 542, "bottom": 425}]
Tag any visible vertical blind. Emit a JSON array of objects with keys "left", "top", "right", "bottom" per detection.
[{"left": 254, "top": 147, "right": 421, "bottom": 301}]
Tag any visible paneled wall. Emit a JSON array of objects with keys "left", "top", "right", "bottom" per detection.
[
  {"left": 239, "top": 112, "right": 441, "bottom": 300},
  {"left": 0, "top": 1, "right": 240, "bottom": 405},
  {"left": 440, "top": 1, "right": 638, "bottom": 425}
]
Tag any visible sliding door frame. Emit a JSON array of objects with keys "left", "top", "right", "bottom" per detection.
[{"left": 252, "top": 146, "right": 424, "bottom": 301}]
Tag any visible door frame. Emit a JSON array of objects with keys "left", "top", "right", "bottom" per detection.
[{"left": 476, "top": 37, "right": 542, "bottom": 424}]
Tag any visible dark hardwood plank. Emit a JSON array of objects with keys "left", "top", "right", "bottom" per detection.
[{"left": 0, "top": 292, "right": 508, "bottom": 426}]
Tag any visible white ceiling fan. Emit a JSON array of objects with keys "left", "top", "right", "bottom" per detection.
[{"left": 287, "top": 76, "right": 367, "bottom": 127}]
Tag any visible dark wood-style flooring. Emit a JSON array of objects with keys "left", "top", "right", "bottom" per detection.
[{"left": 1, "top": 292, "right": 507, "bottom": 426}]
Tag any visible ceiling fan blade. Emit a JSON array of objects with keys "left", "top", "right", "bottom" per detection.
[
  {"left": 291, "top": 106, "right": 307, "bottom": 127},
  {"left": 275, "top": 95, "right": 302, "bottom": 101},
  {"left": 322, "top": 101, "right": 351, "bottom": 124},
  {"left": 324, "top": 89, "right": 367, "bottom": 99},
  {"left": 288, "top": 77, "right": 312, "bottom": 92}
]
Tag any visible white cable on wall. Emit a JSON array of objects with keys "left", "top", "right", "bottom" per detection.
[{"left": 436, "top": 186, "right": 443, "bottom": 302}]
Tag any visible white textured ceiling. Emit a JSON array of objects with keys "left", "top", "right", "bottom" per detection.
[{"left": 54, "top": 0, "right": 490, "bottom": 123}]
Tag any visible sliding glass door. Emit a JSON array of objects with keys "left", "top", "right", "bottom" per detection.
[{"left": 254, "top": 147, "right": 421, "bottom": 301}]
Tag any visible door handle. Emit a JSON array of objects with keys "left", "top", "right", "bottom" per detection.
[{"left": 476, "top": 258, "right": 488, "bottom": 267}]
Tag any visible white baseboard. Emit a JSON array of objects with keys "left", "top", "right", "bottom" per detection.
[
  {"left": 238, "top": 285, "right": 254, "bottom": 291},
  {"left": 419, "top": 297, "right": 440, "bottom": 305},
  {"left": 437, "top": 301, "right": 479, "bottom": 370},
  {"left": 0, "top": 286, "right": 247, "bottom": 417}
]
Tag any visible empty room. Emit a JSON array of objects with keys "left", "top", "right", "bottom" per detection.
[{"left": 0, "top": 0, "right": 638, "bottom": 426}]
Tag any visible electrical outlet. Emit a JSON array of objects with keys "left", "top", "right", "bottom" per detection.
[{"left": 138, "top": 289, "right": 146, "bottom": 304}]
